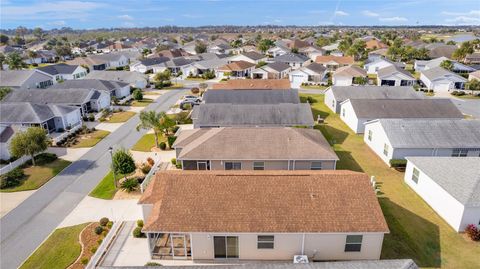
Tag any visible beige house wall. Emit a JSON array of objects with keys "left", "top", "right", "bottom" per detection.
[{"left": 208, "top": 160, "right": 336, "bottom": 170}]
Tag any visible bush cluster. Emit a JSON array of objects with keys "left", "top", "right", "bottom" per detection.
[
  {"left": 99, "top": 217, "right": 109, "bottom": 226},
  {"left": 133, "top": 219, "right": 146, "bottom": 238},
  {"left": 465, "top": 224, "right": 480, "bottom": 241},
  {"left": 451, "top": 90, "right": 466, "bottom": 96},
  {"left": 0, "top": 168, "right": 25, "bottom": 189},
  {"left": 120, "top": 178, "right": 139, "bottom": 192},
  {"left": 159, "top": 142, "right": 167, "bottom": 150},
  {"left": 389, "top": 159, "right": 407, "bottom": 168}
]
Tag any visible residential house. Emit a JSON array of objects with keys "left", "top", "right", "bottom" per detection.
[
  {"left": 365, "top": 39, "right": 388, "bottom": 50},
  {"left": 0, "top": 102, "right": 82, "bottom": 134},
  {"left": 332, "top": 65, "right": 367, "bottom": 86},
  {"left": 464, "top": 52, "right": 480, "bottom": 64},
  {"left": 251, "top": 62, "right": 291, "bottom": 79},
  {"left": 208, "top": 43, "right": 234, "bottom": 55},
  {"left": 315, "top": 55, "right": 354, "bottom": 71},
  {"left": 339, "top": 99, "right": 463, "bottom": 134},
  {"left": 298, "top": 46, "right": 325, "bottom": 61},
  {"left": 404, "top": 157, "right": 480, "bottom": 232},
  {"left": 190, "top": 58, "right": 229, "bottom": 77},
  {"left": 174, "top": 127, "right": 338, "bottom": 170},
  {"left": 368, "top": 49, "right": 388, "bottom": 62},
  {"left": 150, "top": 49, "right": 189, "bottom": 59},
  {"left": 363, "top": 119, "right": 480, "bottom": 165},
  {"left": 2, "top": 88, "right": 110, "bottom": 115},
  {"left": 376, "top": 65, "right": 416, "bottom": 86},
  {"left": 129, "top": 57, "right": 170, "bottom": 73},
  {"left": 324, "top": 86, "right": 422, "bottom": 114},
  {"left": 266, "top": 46, "right": 289, "bottom": 58},
  {"left": 139, "top": 170, "right": 389, "bottom": 261},
  {"left": 36, "top": 64, "right": 88, "bottom": 82},
  {"left": 0, "top": 125, "right": 22, "bottom": 161},
  {"left": 420, "top": 67, "right": 467, "bottom": 92},
  {"left": 217, "top": 61, "right": 255, "bottom": 79},
  {"left": 0, "top": 70, "right": 54, "bottom": 90},
  {"left": 364, "top": 58, "right": 405, "bottom": 75},
  {"left": 51, "top": 79, "right": 130, "bottom": 99},
  {"left": 191, "top": 103, "right": 314, "bottom": 128},
  {"left": 203, "top": 89, "right": 300, "bottom": 104},
  {"left": 426, "top": 44, "right": 457, "bottom": 59},
  {"left": 468, "top": 70, "right": 480, "bottom": 81},
  {"left": 66, "top": 53, "right": 129, "bottom": 71},
  {"left": 211, "top": 79, "right": 291, "bottom": 90},
  {"left": 289, "top": 63, "right": 328, "bottom": 89},
  {"left": 273, "top": 53, "right": 310, "bottom": 70},
  {"left": 23, "top": 50, "right": 57, "bottom": 65},
  {"left": 152, "top": 57, "right": 195, "bottom": 78},
  {"left": 414, "top": 57, "right": 476, "bottom": 73},
  {"left": 229, "top": 51, "right": 267, "bottom": 64},
  {"left": 86, "top": 71, "right": 149, "bottom": 89}
]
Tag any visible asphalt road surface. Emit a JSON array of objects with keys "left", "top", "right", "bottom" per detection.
[{"left": 0, "top": 89, "right": 187, "bottom": 269}]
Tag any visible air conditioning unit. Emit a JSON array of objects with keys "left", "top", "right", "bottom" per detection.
[{"left": 293, "top": 255, "right": 309, "bottom": 264}]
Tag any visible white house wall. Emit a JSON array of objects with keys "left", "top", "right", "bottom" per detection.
[
  {"left": 339, "top": 101, "right": 361, "bottom": 134},
  {"left": 323, "top": 89, "right": 339, "bottom": 113},
  {"left": 461, "top": 207, "right": 480, "bottom": 233},
  {"left": 333, "top": 76, "right": 353, "bottom": 86},
  {"left": 363, "top": 122, "right": 394, "bottom": 165}
]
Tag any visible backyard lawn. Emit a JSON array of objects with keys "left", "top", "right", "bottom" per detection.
[
  {"left": 131, "top": 133, "right": 166, "bottom": 152},
  {"left": 300, "top": 85, "right": 328, "bottom": 90},
  {"left": 20, "top": 223, "right": 88, "bottom": 269},
  {"left": 105, "top": 111, "right": 136, "bottom": 123},
  {"left": 131, "top": 98, "right": 153, "bottom": 107},
  {"left": 302, "top": 93, "right": 480, "bottom": 269},
  {"left": 71, "top": 130, "right": 110, "bottom": 148},
  {"left": 0, "top": 158, "right": 71, "bottom": 192}
]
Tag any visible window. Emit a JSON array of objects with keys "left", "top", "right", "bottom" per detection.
[
  {"left": 257, "top": 235, "right": 274, "bottom": 249},
  {"left": 311, "top": 162, "right": 322, "bottom": 170},
  {"left": 452, "top": 148, "right": 468, "bottom": 157},
  {"left": 344, "top": 235, "right": 362, "bottom": 252},
  {"left": 342, "top": 108, "right": 345, "bottom": 117},
  {"left": 367, "top": 130, "right": 373, "bottom": 141},
  {"left": 383, "top": 144, "right": 389, "bottom": 156},
  {"left": 253, "top": 162, "right": 265, "bottom": 170},
  {"left": 225, "top": 162, "right": 241, "bottom": 170},
  {"left": 412, "top": 168, "right": 420, "bottom": 184},
  {"left": 332, "top": 100, "right": 335, "bottom": 108}
]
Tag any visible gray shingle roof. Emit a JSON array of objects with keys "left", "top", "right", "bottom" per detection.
[
  {"left": 139, "top": 57, "right": 170, "bottom": 66},
  {"left": 304, "top": 62, "right": 327, "bottom": 74},
  {"left": 86, "top": 71, "right": 147, "bottom": 84},
  {"left": 273, "top": 53, "right": 310, "bottom": 63},
  {"left": 329, "top": 86, "right": 423, "bottom": 102},
  {"left": 347, "top": 99, "right": 463, "bottom": 119},
  {"left": 2, "top": 88, "right": 95, "bottom": 105},
  {"left": 0, "top": 102, "right": 76, "bottom": 123},
  {"left": 0, "top": 70, "right": 48, "bottom": 87},
  {"left": 376, "top": 119, "right": 480, "bottom": 148},
  {"left": 421, "top": 66, "right": 467, "bottom": 82},
  {"left": 406, "top": 157, "right": 480, "bottom": 207},
  {"left": 37, "top": 63, "right": 79, "bottom": 75},
  {"left": 203, "top": 89, "right": 300, "bottom": 104},
  {"left": 175, "top": 127, "right": 338, "bottom": 161},
  {"left": 51, "top": 79, "right": 128, "bottom": 92},
  {"left": 242, "top": 51, "right": 265, "bottom": 61},
  {"left": 192, "top": 103, "right": 315, "bottom": 127},
  {"left": 265, "top": 61, "right": 291, "bottom": 72},
  {"left": 377, "top": 65, "right": 415, "bottom": 79}
]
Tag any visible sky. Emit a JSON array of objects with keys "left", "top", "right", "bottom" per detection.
[{"left": 0, "top": 0, "right": 479, "bottom": 30}]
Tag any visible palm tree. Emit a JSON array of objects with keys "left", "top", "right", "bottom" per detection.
[{"left": 136, "top": 111, "right": 163, "bottom": 148}]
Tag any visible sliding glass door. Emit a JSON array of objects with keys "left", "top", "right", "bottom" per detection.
[{"left": 213, "top": 236, "right": 238, "bottom": 258}]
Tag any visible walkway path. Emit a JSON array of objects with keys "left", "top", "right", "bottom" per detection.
[{"left": 0, "top": 89, "right": 187, "bottom": 269}]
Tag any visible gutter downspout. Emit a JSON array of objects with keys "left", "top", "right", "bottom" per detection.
[{"left": 301, "top": 233, "right": 305, "bottom": 255}]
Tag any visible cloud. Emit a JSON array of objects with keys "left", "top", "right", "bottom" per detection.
[
  {"left": 48, "top": 20, "right": 66, "bottom": 26},
  {"left": 362, "top": 10, "right": 379, "bottom": 17},
  {"left": 445, "top": 16, "right": 480, "bottom": 24},
  {"left": 441, "top": 10, "right": 480, "bottom": 16},
  {"left": 379, "top": 16, "right": 408, "bottom": 22},
  {"left": 1, "top": 1, "right": 106, "bottom": 20},
  {"left": 123, "top": 22, "right": 135, "bottom": 28},
  {"left": 334, "top": 10, "right": 349, "bottom": 16},
  {"left": 118, "top": 14, "right": 133, "bottom": 21}
]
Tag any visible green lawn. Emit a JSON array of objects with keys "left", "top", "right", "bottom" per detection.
[
  {"left": 303, "top": 93, "right": 480, "bottom": 269},
  {"left": 20, "top": 223, "right": 88, "bottom": 269},
  {"left": 455, "top": 94, "right": 480, "bottom": 99},
  {"left": 89, "top": 170, "right": 118, "bottom": 199},
  {"left": 131, "top": 98, "right": 153, "bottom": 107},
  {"left": 1, "top": 159, "right": 71, "bottom": 192},
  {"left": 105, "top": 111, "right": 136, "bottom": 123},
  {"left": 163, "top": 83, "right": 184, "bottom": 89},
  {"left": 71, "top": 130, "right": 110, "bottom": 148},
  {"left": 300, "top": 85, "right": 328, "bottom": 90},
  {"left": 131, "top": 133, "right": 166, "bottom": 152}
]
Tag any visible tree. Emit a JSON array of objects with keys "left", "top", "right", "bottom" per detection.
[
  {"left": 12, "top": 36, "right": 25, "bottom": 45},
  {"left": 15, "top": 26, "right": 28, "bottom": 41},
  {"left": 346, "top": 40, "right": 366, "bottom": 60},
  {"left": 158, "top": 112, "right": 176, "bottom": 137},
  {"left": 9, "top": 127, "right": 49, "bottom": 166},
  {"left": 0, "top": 53, "right": 5, "bottom": 70},
  {"left": 446, "top": 40, "right": 456, "bottom": 45},
  {"left": 0, "top": 87, "right": 12, "bottom": 100},
  {"left": 6, "top": 52, "right": 24, "bottom": 70},
  {"left": 112, "top": 148, "right": 136, "bottom": 185},
  {"left": 154, "top": 69, "right": 171, "bottom": 82},
  {"left": 415, "top": 47, "right": 430, "bottom": 60},
  {"left": 315, "top": 37, "right": 330, "bottom": 47},
  {"left": 0, "top": 34, "right": 8, "bottom": 44},
  {"left": 55, "top": 45, "right": 72, "bottom": 60},
  {"left": 32, "top": 27, "right": 45, "bottom": 40},
  {"left": 230, "top": 39, "right": 242, "bottom": 48},
  {"left": 136, "top": 111, "right": 162, "bottom": 148},
  {"left": 199, "top": 82, "right": 208, "bottom": 91},
  {"left": 257, "top": 39, "right": 274, "bottom": 53},
  {"left": 132, "top": 89, "right": 143, "bottom": 100},
  {"left": 27, "top": 50, "right": 37, "bottom": 64},
  {"left": 194, "top": 41, "right": 207, "bottom": 54},
  {"left": 440, "top": 60, "right": 454, "bottom": 71},
  {"left": 452, "top": 41, "right": 475, "bottom": 61},
  {"left": 141, "top": 48, "right": 151, "bottom": 58},
  {"left": 465, "top": 79, "right": 480, "bottom": 95}
]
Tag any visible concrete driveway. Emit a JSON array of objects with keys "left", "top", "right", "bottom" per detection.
[{"left": 0, "top": 89, "right": 187, "bottom": 269}]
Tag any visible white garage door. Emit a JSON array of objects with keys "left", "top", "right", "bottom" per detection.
[
  {"left": 434, "top": 82, "right": 451, "bottom": 92},
  {"left": 290, "top": 75, "right": 305, "bottom": 89}
]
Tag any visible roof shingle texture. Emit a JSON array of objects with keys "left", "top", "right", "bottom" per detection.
[
  {"left": 139, "top": 170, "right": 389, "bottom": 233},
  {"left": 211, "top": 79, "right": 291, "bottom": 90},
  {"left": 203, "top": 89, "right": 299, "bottom": 104},
  {"left": 329, "top": 86, "right": 423, "bottom": 102}
]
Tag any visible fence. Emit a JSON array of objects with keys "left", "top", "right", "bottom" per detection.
[
  {"left": 140, "top": 159, "right": 167, "bottom": 193},
  {"left": 86, "top": 221, "right": 125, "bottom": 269},
  {"left": 0, "top": 156, "right": 31, "bottom": 175}
]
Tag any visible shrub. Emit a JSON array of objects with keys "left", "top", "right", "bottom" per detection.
[
  {"left": 97, "top": 238, "right": 103, "bottom": 245},
  {"left": 190, "top": 87, "right": 200, "bottom": 94},
  {"left": 175, "top": 163, "right": 182, "bottom": 169},
  {"left": 167, "top": 136, "right": 177, "bottom": 149},
  {"left": 137, "top": 219, "right": 144, "bottom": 228},
  {"left": 141, "top": 164, "right": 151, "bottom": 174},
  {"left": 94, "top": 226, "right": 104, "bottom": 235},
  {"left": 389, "top": 159, "right": 407, "bottom": 168},
  {"left": 107, "top": 221, "right": 113, "bottom": 229},
  {"left": 88, "top": 114, "right": 95, "bottom": 121},
  {"left": 159, "top": 142, "right": 167, "bottom": 150},
  {"left": 171, "top": 158, "right": 177, "bottom": 165},
  {"left": 146, "top": 157, "right": 155, "bottom": 166},
  {"left": 465, "top": 224, "right": 480, "bottom": 241},
  {"left": 34, "top": 153, "right": 57, "bottom": 165},
  {"left": 90, "top": 246, "right": 98, "bottom": 253},
  {"left": 99, "top": 217, "right": 109, "bottom": 226},
  {"left": 145, "top": 262, "right": 162, "bottom": 266},
  {"left": 81, "top": 258, "right": 89, "bottom": 265},
  {"left": 133, "top": 226, "right": 144, "bottom": 238},
  {"left": 133, "top": 89, "right": 143, "bottom": 101},
  {"left": 0, "top": 168, "right": 25, "bottom": 189},
  {"left": 120, "top": 178, "right": 139, "bottom": 192},
  {"left": 172, "top": 125, "right": 180, "bottom": 134}
]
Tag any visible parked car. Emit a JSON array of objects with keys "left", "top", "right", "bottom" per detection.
[{"left": 182, "top": 95, "right": 201, "bottom": 102}]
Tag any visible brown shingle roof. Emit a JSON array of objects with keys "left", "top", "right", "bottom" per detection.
[
  {"left": 211, "top": 79, "right": 291, "bottom": 90},
  {"left": 140, "top": 170, "right": 389, "bottom": 234},
  {"left": 174, "top": 127, "right": 339, "bottom": 161},
  {"left": 315, "top": 55, "right": 354, "bottom": 65},
  {"left": 218, "top": 60, "right": 255, "bottom": 72},
  {"left": 334, "top": 65, "right": 367, "bottom": 78},
  {"left": 366, "top": 39, "right": 388, "bottom": 50}
]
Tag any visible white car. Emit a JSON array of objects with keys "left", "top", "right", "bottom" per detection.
[{"left": 182, "top": 95, "right": 201, "bottom": 102}]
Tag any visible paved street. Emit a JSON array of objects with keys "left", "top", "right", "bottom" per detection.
[{"left": 0, "top": 89, "right": 187, "bottom": 269}]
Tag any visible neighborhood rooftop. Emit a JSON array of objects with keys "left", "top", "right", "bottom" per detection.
[
  {"left": 202, "top": 89, "right": 300, "bottom": 104},
  {"left": 2, "top": 88, "right": 99, "bottom": 104},
  {"left": 50, "top": 79, "right": 129, "bottom": 91},
  {"left": 174, "top": 127, "right": 338, "bottom": 161},
  {"left": 36, "top": 63, "right": 80, "bottom": 75},
  {"left": 0, "top": 102, "right": 77, "bottom": 124},
  {"left": 139, "top": 170, "right": 389, "bottom": 233},
  {"left": 328, "top": 86, "right": 423, "bottom": 102},
  {"left": 211, "top": 79, "right": 291, "bottom": 90}
]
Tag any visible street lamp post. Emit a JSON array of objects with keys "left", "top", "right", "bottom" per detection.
[{"left": 109, "top": 146, "right": 117, "bottom": 189}]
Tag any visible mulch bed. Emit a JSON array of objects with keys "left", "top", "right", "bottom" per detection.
[{"left": 69, "top": 222, "right": 111, "bottom": 269}]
